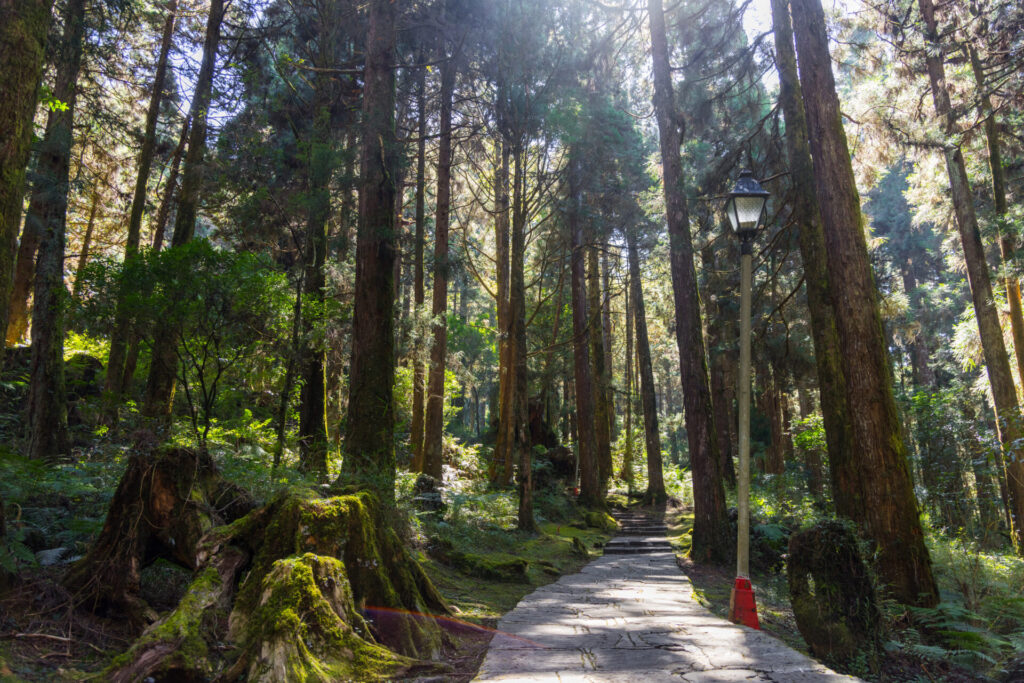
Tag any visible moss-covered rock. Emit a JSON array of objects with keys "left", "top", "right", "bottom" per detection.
[
  {"left": 584, "top": 510, "right": 618, "bottom": 533},
  {"left": 787, "top": 520, "right": 883, "bottom": 672},
  {"left": 428, "top": 539, "right": 529, "bottom": 583},
  {"left": 451, "top": 552, "right": 529, "bottom": 583}
]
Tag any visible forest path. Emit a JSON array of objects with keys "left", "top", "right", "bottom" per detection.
[{"left": 471, "top": 545, "right": 861, "bottom": 682}]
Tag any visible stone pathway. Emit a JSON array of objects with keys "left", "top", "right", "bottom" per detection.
[{"left": 473, "top": 533, "right": 861, "bottom": 681}]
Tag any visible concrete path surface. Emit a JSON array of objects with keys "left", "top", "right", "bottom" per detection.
[{"left": 473, "top": 551, "right": 861, "bottom": 682}]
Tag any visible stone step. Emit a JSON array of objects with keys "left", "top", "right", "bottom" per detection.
[
  {"left": 619, "top": 528, "right": 668, "bottom": 535},
  {"left": 613, "top": 518, "right": 665, "bottom": 525},
  {"left": 603, "top": 546, "right": 674, "bottom": 555}
]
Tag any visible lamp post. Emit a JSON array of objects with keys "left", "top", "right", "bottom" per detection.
[{"left": 725, "top": 169, "right": 769, "bottom": 630}]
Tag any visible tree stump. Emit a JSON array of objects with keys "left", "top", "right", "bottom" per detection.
[
  {"left": 787, "top": 520, "right": 883, "bottom": 670},
  {"left": 63, "top": 445, "right": 254, "bottom": 626},
  {"left": 92, "top": 479, "right": 451, "bottom": 680}
]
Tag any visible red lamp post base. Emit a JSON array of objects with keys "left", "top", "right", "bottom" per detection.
[{"left": 728, "top": 576, "right": 760, "bottom": 629}]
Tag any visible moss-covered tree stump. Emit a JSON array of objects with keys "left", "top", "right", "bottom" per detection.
[
  {"left": 787, "top": 520, "right": 883, "bottom": 671},
  {"left": 101, "top": 484, "right": 450, "bottom": 681}
]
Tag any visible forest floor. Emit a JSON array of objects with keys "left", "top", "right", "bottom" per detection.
[
  {"left": 0, "top": 486, "right": 1014, "bottom": 682},
  {"left": 0, "top": 448, "right": 616, "bottom": 681}
]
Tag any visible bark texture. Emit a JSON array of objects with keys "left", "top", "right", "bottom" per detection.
[
  {"left": 410, "top": 63, "right": 428, "bottom": 472},
  {"left": 968, "top": 45, "right": 1024, "bottom": 399},
  {"left": 627, "top": 228, "right": 664, "bottom": 503},
  {"left": 26, "top": 0, "right": 86, "bottom": 461},
  {"left": 568, "top": 151, "right": 600, "bottom": 507},
  {"left": 340, "top": 0, "right": 399, "bottom": 498},
  {"left": 0, "top": 0, "right": 52, "bottom": 355},
  {"left": 423, "top": 46, "right": 457, "bottom": 480},
  {"left": 771, "top": 0, "right": 856, "bottom": 511},
  {"left": 648, "top": 0, "right": 728, "bottom": 555},
  {"left": 510, "top": 146, "right": 534, "bottom": 531},
  {"left": 492, "top": 140, "right": 513, "bottom": 485},
  {"left": 588, "top": 246, "right": 612, "bottom": 493},
  {"left": 791, "top": 0, "right": 938, "bottom": 604}
]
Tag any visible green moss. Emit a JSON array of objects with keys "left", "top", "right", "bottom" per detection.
[
  {"left": 584, "top": 510, "right": 618, "bottom": 532},
  {"left": 420, "top": 520, "right": 615, "bottom": 623},
  {"left": 226, "top": 490, "right": 447, "bottom": 661},
  {"left": 243, "top": 554, "right": 409, "bottom": 682},
  {"left": 107, "top": 566, "right": 222, "bottom": 675},
  {"left": 451, "top": 551, "right": 529, "bottom": 583}
]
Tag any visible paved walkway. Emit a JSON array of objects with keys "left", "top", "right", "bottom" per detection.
[{"left": 473, "top": 551, "right": 861, "bottom": 682}]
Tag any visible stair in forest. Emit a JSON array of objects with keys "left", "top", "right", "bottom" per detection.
[{"left": 604, "top": 512, "right": 674, "bottom": 554}]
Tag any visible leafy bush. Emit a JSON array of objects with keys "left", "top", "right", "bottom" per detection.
[{"left": 74, "top": 240, "right": 292, "bottom": 440}]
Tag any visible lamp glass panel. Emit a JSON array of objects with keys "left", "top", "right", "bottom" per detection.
[
  {"left": 735, "top": 195, "right": 766, "bottom": 229},
  {"left": 726, "top": 199, "right": 739, "bottom": 231}
]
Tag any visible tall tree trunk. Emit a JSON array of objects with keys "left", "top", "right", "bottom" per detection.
[
  {"left": 762, "top": 363, "right": 785, "bottom": 475},
  {"left": 71, "top": 184, "right": 100, "bottom": 300},
  {"left": 568, "top": 150, "right": 600, "bottom": 507},
  {"left": 916, "top": 0, "right": 1024, "bottom": 554},
  {"left": 297, "top": 80, "right": 336, "bottom": 476},
  {"left": 491, "top": 140, "right": 513, "bottom": 485},
  {"left": 0, "top": 0, "right": 53, "bottom": 357},
  {"left": 150, "top": 116, "right": 190, "bottom": 252},
  {"left": 588, "top": 246, "right": 612, "bottom": 493},
  {"left": 339, "top": 0, "right": 399, "bottom": 500},
  {"left": 627, "top": 228, "right": 664, "bottom": 503},
  {"left": 538, "top": 271, "right": 564, "bottom": 434},
  {"left": 771, "top": 0, "right": 856, "bottom": 513},
  {"left": 423, "top": 45, "right": 457, "bottom": 480},
  {"left": 562, "top": 376, "right": 571, "bottom": 442},
  {"left": 702, "top": 243, "right": 736, "bottom": 488},
  {"left": 622, "top": 261, "right": 634, "bottom": 488},
  {"left": 26, "top": 0, "right": 86, "bottom": 461},
  {"left": 6, "top": 206, "right": 42, "bottom": 345},
  {"left": 337, "top": 127, "right": 358, "bottom": 261},
  {"left": 142, "top": 0, "right": 225, "bottom": 419},
  {"left": 105, "top": 0, "right": 177, "bottom": 396},
  {"left": 510, "top": 143, "right": 534, "bottom": 531},
  {"left": 969, "top": 45, "right": 1024, "bottom": 394},
  {"left": 791, "top": 0, "right": 938, "bottom": 604},
  {"left": 275, "top": 276, "right": 303, "bottom": 468},
  {"left": 648, "top": 0, "right": 726, "bottom": 554},
  {"left": 601, "top": 249, "right": 616, "bottom": 439},
  {"left": 962, "top": 401, "right": 1005, "bottom": 545},
  {"left": 409, "top": 62, "right": 427, "bottom": 472}
]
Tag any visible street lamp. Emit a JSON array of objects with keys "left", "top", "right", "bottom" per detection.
[{"left": 725, "top": 169, "right": 769, "bottom": 630}]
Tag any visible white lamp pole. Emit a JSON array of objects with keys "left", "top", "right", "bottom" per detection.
[{"left": 725, "top": 169, "right": 769, "bottom": 628}]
